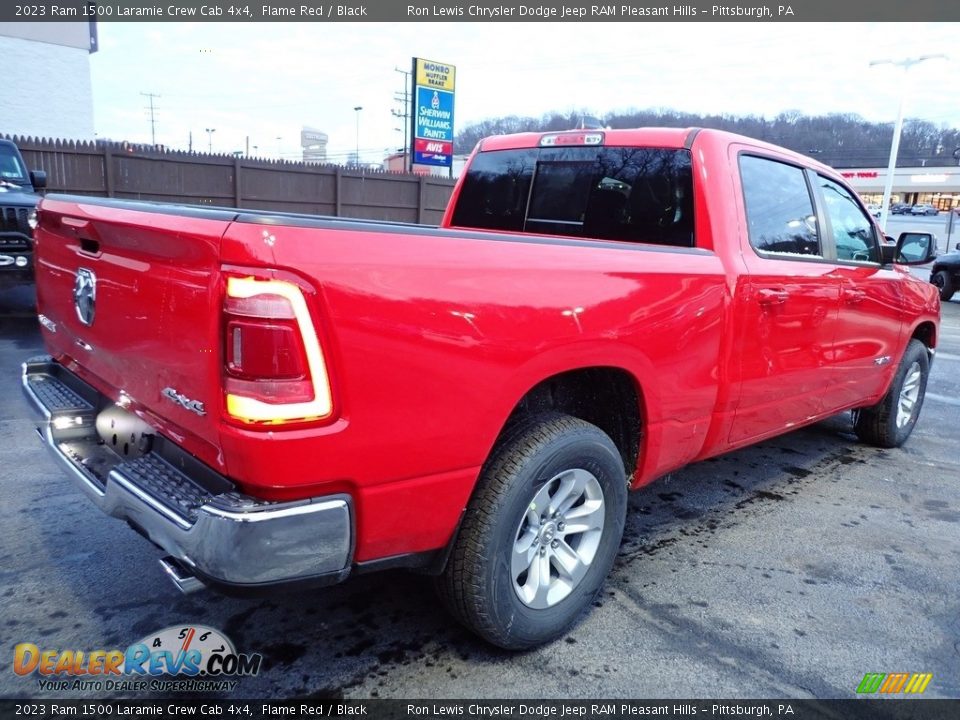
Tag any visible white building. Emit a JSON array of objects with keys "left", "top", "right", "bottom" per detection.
[
  {"left": 0, "top": 22, "right": 97, "bottom": 140},
  {"left": 840, "top": 165, "right": 960, "bottom": 212}
]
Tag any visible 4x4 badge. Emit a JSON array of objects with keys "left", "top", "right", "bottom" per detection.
[
  {"left": 162, "top": 387, "right": 207, "bottom": 416},
  {"left": 73, "top": 268, "right": 96, "bottom": 326}
]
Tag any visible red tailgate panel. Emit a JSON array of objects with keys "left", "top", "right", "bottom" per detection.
[{"left": 34, "top": 198, "right": 233, "bottom": 471}]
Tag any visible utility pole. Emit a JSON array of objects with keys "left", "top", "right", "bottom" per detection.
[
  {"left": 392, "top": 67, "right": 412, "bottom": 161},
  {"left": 869, "top": 54, "right": 949, "bottom": 232},
  {"left": 141, "top": 92, "right": 160, "bottom": 146},
  {"left": 353, "top": 106, "right": 363, "bottom": 166}
]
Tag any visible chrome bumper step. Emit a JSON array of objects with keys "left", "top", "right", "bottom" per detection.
[{"left": 22, "top": 355, "right": 354, "bottom": 591}]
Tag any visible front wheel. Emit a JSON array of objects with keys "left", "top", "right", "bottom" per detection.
[
  {"left": 853, "top": 339, "right": 930, "bottom": 448},
  {"left": 931, "top": 270, "right": 955, "bottom": 302},
  {"left": 437, "top": 413, "right": 627, "bottom": 649}
]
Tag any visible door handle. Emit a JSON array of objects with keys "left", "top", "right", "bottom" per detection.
[{"left": 757, "top": 288, "right": 789, "bottom": 306}]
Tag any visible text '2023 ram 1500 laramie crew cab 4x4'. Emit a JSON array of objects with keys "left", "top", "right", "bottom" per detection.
[{"left": 22, "top": 128, "right": 939, "bottom": 649}]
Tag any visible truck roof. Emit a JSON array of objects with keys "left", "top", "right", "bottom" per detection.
[
  {"left": 477, "top": 126, "right": 837, "bottom": 177},
  {"left": 479, "top": 127, "right": 692, "bottom": 152}
]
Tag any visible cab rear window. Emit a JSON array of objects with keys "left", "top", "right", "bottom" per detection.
[{"left": 451, "top": 147, "right": 694, "bottom": 247}]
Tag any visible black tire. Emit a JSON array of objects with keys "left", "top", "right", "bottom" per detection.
[
  {"left": 931, "top": 270, "right": 955, "bottom": 302},
  {"left": 437, "top": 413, "right": 627, "bottom": 650},
  {"left": 853, "top": 339, "right": 929, "bottom": 448}
]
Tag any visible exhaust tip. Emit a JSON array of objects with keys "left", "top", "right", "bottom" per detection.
[{"left": 159, "top": 556, "right": 205, "bottom": 594}]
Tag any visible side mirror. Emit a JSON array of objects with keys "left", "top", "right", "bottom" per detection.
[
  {"left": 894, "top": 231, "right": 936, "bottom": 265},
  {"left": 29, "top": 170, "right": 47, "bottom": 190}
]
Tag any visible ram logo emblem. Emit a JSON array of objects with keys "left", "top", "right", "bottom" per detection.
[{"left": 73, "top": 268, "right": 97, "bottom": 326}]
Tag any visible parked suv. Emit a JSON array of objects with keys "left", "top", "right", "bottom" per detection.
[
  {"left": 0, "top": 139, "right": 46, "bottom": 287},
  {"left": 910, "top": 204, "right": 939, "bottom": 216},
  {"left": 930, "top": 243, "right": 960, "bottom": 301}
]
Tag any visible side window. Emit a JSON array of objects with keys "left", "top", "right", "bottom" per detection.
[
  {"left": 817, "top": 176, "right": 881, "bottom": 263},
  {"left": 739, "top": 155, "right": 820, "bottom": 257}
]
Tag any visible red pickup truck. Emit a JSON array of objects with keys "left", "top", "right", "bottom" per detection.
[{"left": 22, "top": 128, "right": 939, "bottom": 649}]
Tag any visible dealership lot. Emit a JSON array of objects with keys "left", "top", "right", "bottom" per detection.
[{"left": 1, "top": 287, "right": 958, "bottom": 700}]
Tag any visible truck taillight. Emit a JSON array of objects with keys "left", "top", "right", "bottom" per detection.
[
  {"left": 226, "top": 318, "right": 307, "bottom": 380},
  {"left": 223, "top": 275, "right": 333, "bottom": 426}
]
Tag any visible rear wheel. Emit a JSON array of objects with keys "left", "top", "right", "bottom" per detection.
[
  {"left": 438, "top": 413, "right": 627, "bottom": 649},
  {"left": 931, "top": 270, "right": 955, "bottom": 302},
  {"left": 853, "top": 339, "right": 929, "bottom": 448}
]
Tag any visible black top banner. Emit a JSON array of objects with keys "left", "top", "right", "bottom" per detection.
[
  {"left": 1, "top": 0, "right": 959, "bottom": 22},
  {"left": 1, "top": 699, "right": 960, "bottom": 720}
]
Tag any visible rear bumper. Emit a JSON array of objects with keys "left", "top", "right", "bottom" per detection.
[{"left": 21, "top": 355, "right": 354, "bottom": 591}]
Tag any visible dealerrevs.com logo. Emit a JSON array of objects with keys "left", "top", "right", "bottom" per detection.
[{"left": 13, "top": 625, "right": 262, "bottom": 693}]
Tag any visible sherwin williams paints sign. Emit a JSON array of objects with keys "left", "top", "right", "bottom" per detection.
[{"left": 412, "top": 58, "right": 455, "bottom": 168}]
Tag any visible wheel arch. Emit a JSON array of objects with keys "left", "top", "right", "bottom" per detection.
[
  {"left": 910, "top": 321, "right": 937, "bottom": 353},
  {"left": 487, "top": 366, "right": 644, "bottom": 481},
  {"left": 932, "top": 260, "right": 960, "bottom": 277},
  {"left": 414, "top": 354, "right": 651, "bottom": 578}
]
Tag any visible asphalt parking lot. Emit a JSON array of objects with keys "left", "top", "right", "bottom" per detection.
[{"left": 1, "top": 283, "right": 958, "bottom": 701}]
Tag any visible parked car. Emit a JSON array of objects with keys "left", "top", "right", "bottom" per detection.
[
  {"left": 890, "top": 204, "right": 913, "bottom": 215},
  {"left": 930, "top": 243, "right": 960, "bottom": 301},
  {"left": 0, "top": 139, "right": 46, "bottom": 287},
  {"left": 910, "top": 204, "right": 939, "bottom": 216},
  {"left": 865, "top": 203, "right": 882, "bottom": 218},
  {"left": 23, "top": 128, "right": 940, "bottom": 650}
]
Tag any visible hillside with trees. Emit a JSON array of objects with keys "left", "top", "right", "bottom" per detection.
[{"left": 454, "top": 109, "right": 960, "bottom": 169}]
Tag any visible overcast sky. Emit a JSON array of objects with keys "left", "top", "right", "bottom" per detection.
[{"left": 89, "top": 22, "right": 957, "bottom": 162}]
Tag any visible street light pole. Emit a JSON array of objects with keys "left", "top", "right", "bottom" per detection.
[
  {"left": 869, "top": 54, "right": 948, "bottom": 232},
  {"left": 205, "top": 127, "right": 216, "bottom": 154},
  {"left": 354, "top": 106, "right": 363, "bottom": 167}
]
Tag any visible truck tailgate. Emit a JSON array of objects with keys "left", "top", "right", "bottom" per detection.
[{"left": 34, "top": 196, "right": 236, "bottom": 468}]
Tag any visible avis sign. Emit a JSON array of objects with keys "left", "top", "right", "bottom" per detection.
[
  {"left": 415, "top": 138, "right": 453, "bottom": 165},
  {"left": 412, "top": 57, "right": 455, "bottom": 168}
]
